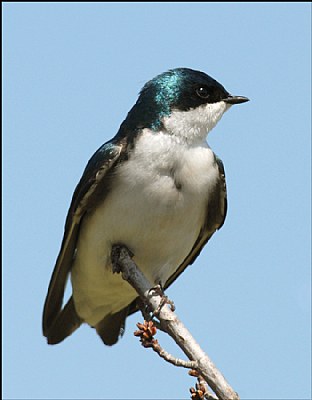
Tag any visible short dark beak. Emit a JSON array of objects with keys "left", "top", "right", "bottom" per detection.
[{"left": 224, "top": 95, "right": 249, "bottom": 105}]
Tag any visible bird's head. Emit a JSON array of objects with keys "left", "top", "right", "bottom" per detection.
[{"left": 120, "top": 68, "right": 249, "bottom": 143}]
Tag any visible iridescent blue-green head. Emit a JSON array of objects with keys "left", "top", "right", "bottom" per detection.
[{"left": 118, "top": 68, "right": 248, "bottom": 139}]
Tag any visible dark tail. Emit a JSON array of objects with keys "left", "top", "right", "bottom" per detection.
[
  {"left": 95, "top": 306, "right": 128, "bottom": 346},
  {"left": 44, "top": 296, "right": 82, "bottom": 345}
]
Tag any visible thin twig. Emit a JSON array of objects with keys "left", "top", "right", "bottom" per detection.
[
  {"left": 111, "top": 245, "right": 239, "bottom": 400},
  {"left": 153, "top": 339, "right": 198, "bottom": 369},
  {"left": 134, "top": 320, "right": 198, "bottom": 369}
]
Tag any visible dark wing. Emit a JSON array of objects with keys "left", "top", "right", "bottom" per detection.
[
  {"left": 127, "top": 155, "right": 227, "bottom": 316},
  {"left": 164, "top": 156, "right": 227, "bottom": 290},
  {"left": 42, "top": 140, "right": 127, "bottom": 341}
]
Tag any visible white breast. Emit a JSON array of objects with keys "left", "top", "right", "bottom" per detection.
[{"left": 71, "top": 129, "right": 220, "bottom": 326}]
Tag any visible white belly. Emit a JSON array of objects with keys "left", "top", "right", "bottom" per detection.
[{"left": 71, "top": 131, "right": 219, "bottom": 326}]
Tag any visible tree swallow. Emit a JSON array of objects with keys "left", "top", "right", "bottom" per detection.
[{"left": 43, "top": 68, "right": 249, "bottom": 346}]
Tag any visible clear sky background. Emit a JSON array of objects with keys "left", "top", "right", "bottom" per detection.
[{"left": 3, "top": 3, "right": 311, "bottom": 400}]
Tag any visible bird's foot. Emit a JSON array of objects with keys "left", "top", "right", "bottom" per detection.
[
  {"left": 111, "top": 244, "right": 134, "bottom": 274},
  {"left": 149, "top": 283, "right": 175, "bottom": 317}
]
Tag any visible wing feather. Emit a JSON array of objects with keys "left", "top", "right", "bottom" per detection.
[
  {"left": 42, "top": 141, "right": 125, "bottom": 337},
  {"left": 164, "top": 155, "right": 227, "bottom": 289}
]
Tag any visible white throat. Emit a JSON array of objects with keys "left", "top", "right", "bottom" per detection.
[{"left": 162, "top": 101, "right": 230, "bottom": 144}]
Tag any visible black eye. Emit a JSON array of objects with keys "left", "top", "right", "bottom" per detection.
[{"left": 196, "top": 86, "right": 209, "bottom": 99}]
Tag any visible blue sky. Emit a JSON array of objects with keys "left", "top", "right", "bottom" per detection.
[{"left": 3, "top": 2, "right": 311, "bottom": 399}]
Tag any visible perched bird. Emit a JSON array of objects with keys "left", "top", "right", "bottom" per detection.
[{"left": 43, "top": 68, "right": 248, "bottom": 346}]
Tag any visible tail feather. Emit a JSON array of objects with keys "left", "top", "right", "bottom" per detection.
[
  {"left": 44, "top": 296, "right": 82, "bottom": 345},
  {"left": 95, "top": 307, "right": 128, "bottom": 346}
]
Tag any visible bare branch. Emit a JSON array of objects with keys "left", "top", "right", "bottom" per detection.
[
  {"left": 152, "top": 338, "right": 198, "bottom": 369},
  {"left": 134, "top": 320, "right": 197, "bottom": 369},
  {"left": 111, "top": 245, "right": 239, "bottom": 400}
]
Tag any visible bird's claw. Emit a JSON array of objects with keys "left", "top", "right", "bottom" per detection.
[
  {"left": 111, "top": 244, "right": 133, "bottom": 274},
  {"left": 149, "top": 284, "right": 175, "bottom": 317}
]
